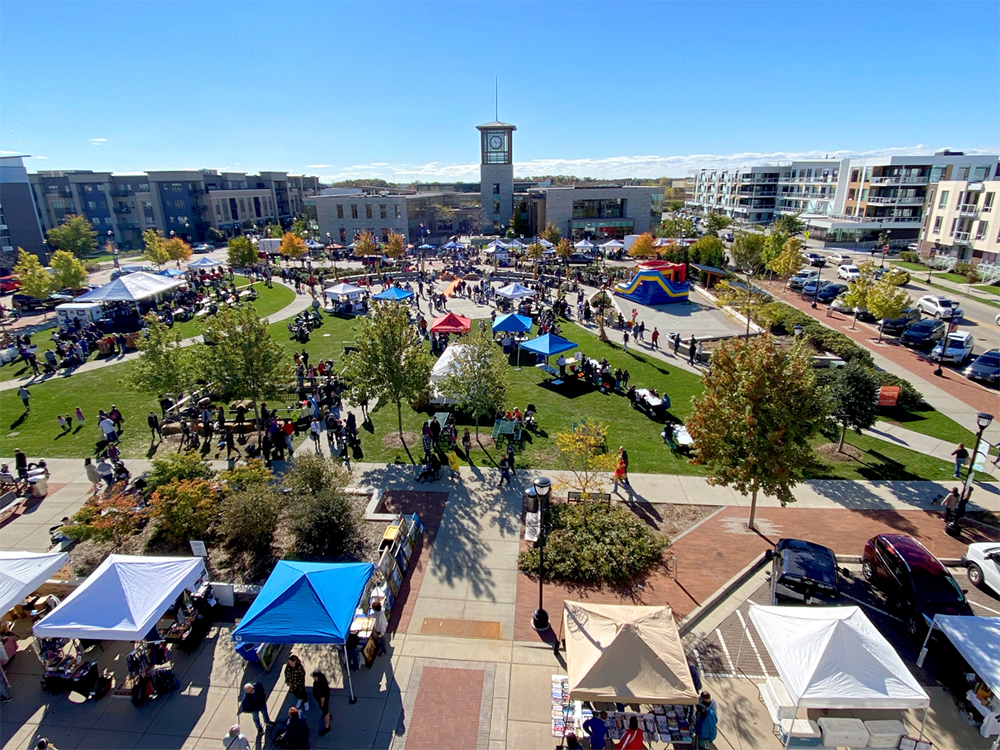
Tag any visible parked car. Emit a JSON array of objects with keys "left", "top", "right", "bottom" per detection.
[
  {"left": 907, "top": 242, "right": 919, "bottom": 251},
  {"left": 837, "top": 264, "right": 861, "bottom": 280},
  {"left": 930, "top": 332, "right": 975, "bottom": 364},
  {"left": 876, "top": 265, "right": 911, "bottom": 285},
  {"left": 828, "top": 253, "right": 852, "bottom": 265},
  {"left": 900, "top": 319, "right": 947, "bottom": 349},
  {"left": 11, "top": 292, "right": 73, "bottom": 312},
  {"left": 962, "top": 542, "right": 1000, "bottom": 594},
  {"left": 801, "top": 252, "right": 826, "bottom": 267},
  {"left": 815, "top": 282, "right": 848, "bottom": 304},
  {"left": 878, "top": 307, "right": 922, "bottom": 335},
  {"left": 963, "top": 349, "right": 1000, "bottom": 386},
  {"left": 770, "top": 539, "right": 841, "bottom": 606},
  {"left": 915, "top": 295, "right": 963, "bottom": 320},
  {"left": 788, "top": 269, "right": 820, "bottom": 290},
  {"left": 862, "top": 534, "right": 974, "bottom": 637},
  {"left": 567, "top": 253, "right": 594, "bottom": 265},
  {"left": 0, "top": 274, "right": 20, "bottom": 294},
  {"left": 801, "top": 279, "right": 833, "bottom": 297},
  {"left": 110, "top": 264, "right": 155, "bottom": 280},
  {"left": 830, "top": 292, "right": 854, "bottom": 314},
  {"left": 191, "top": 243, "right": 213, "bottom": 254}
]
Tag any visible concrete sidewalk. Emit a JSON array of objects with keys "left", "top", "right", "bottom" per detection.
[{"left": 0, "top": 280, "right": 312, "bottom": 392}]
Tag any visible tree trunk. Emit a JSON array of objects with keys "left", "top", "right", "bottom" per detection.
[
  {"left": 876, "top": 323, "right": 884, "bottom": 344},
  {"left": 397, "top": 401, "right": 414, "bottom": 464},
  {"left": 747, "top": 487, "right": 758, "bottom": 531},
  {"left": 838, "top": 422, "right": 847, "bottom": 452}
]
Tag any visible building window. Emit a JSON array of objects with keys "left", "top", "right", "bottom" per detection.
[
  {"left": 976, "top": 221, "right": 988, "bottom": 240},
  {"left": 938, "top": 190, "right": 949, "bottom": 208},
  {"left": 239, "top": 198, "right": 246, "bottom": 215},
  {"left": 53, "top": 201, "right": 63, "bottom": 209},
  {"left": 169, "top": 217, "right": 175, "bottom": 224},
  {"left": 96, "top": 184, "right": 105, "bottom": 192},
  {"left": 974, "top": 165, "right": 990, "bottom": 181},
  {"left": 174, "top": 200, "right": 185, "bottom": 209},
  {"left": 394, "top": 205, "right": 401, "bottom": 219},
  {"left": 860, "top": 189, "right": 867, "bottom": 201},
  {"left": 351, "top": 205, "right": 358, "bottom": 219},
  {"left": 88, "top": 201, "right": 97, "bottom": 209},
  {"left": 379, "top": 205, "right": 387, "bottom": 220},
  {"left": 933, "top": 216, "right": 942, "bottom": 233},
  {"left": 949, "top": 218, "right": 959, "bottom": 236},
  {"left": 139, "top": 183, "right": 149, "bottom": 191},
  {"left": 172, "top": 183, "right": 183, "bottom": 192},
  {"left": 179, "top": 216, "right": 189, "bottom": 225},
  {"left": 957, "top": 165, "right": 970, "bottom": 181},
  {"left": 146, "top": 217, "right": 156, "bottom": 225},
  {"left": 215, "top": 203, "right": 222, "bottom": 218},
  {"left": 848, "top": 188, "right": 856, "bottom": 200},
  {"left": 143, "top": 200, "right": 153, "bottom": 209},
  {"left": 365, "top": 205, "right": 373, "bottom": 219},
  {"left": 104, "top": 217, "right": 113, "bottom": 225},
  {"left": 336, "top": 204, "right": 344, "bottom": 219},
  {"left": 84, "top": 185, "right": 93, "bottom": 193},
  {"left": 493, "top": 183, "right": 500, "bottom": 195},
  {"left": 984, "top": 192, "right": 995, "bottom": 211}
]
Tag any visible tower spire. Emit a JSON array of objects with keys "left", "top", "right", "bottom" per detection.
[{"left": 495, "top": 77, "right": 498, "bottom": 121}]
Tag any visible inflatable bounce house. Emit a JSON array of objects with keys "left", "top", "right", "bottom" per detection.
[{"left": 614, "top": 260, "right": 690, "bottom": 305}]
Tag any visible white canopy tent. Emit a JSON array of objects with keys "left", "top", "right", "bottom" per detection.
[
  {"left": 75, "top": 272, "right": 183, "bottom": 303},
  {"left": 324, "top": 282, "right": 365, "bottom": 300},
  {"left": 747, "top": 604, "right": 930, "bottom": 746},
  {"left": 33, "top": 555, "right": 207, "bottom": 641},
  {"left": 187, "top": 256, "right": 223, "bottom": 269},
  {"left": 0, "top": 551, "right": 70, "bottom": 616},
  {"left": 495, "top": 283, "right": 537, "bottom": 300},
  {"left": 538, "top": 238, "right": 554, "bottom": 248},
  {"left": 601, "top": 239, "right": 626, "bottom": 250},
  {"left": 574, "top": 239, "right": 595, "bottom": 250},
  {"left": 918, "top": 615, "right": 1000, "bottom": 694},
  {"left": 506, "top": 239, "right": 525, "bottom": 249},
  {"left": 563, "top": 602, "right": 698, "bottom": 705},
  {"left": 429, "top": 344, "right": 470, "bottom": 404}
]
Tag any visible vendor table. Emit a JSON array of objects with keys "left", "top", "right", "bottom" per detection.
[
  {"left": 635, "top": 388, "right": 664, "bottom": 408},
  {"left": 672, "top": 425, "right": 694, "bottom": 447},
  {"left": 967, "top": 689, "right": 1000, "bottom": 737},
  {"left": 492, "top": 419, "right": 522, "bottom": 443}
]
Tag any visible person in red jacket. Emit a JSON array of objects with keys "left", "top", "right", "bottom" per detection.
[{"left": 616, "top": 716, "right": 644, "bottom": 749}]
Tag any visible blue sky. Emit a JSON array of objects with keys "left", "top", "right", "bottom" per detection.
[{"left": 2, "top": 1, "right": 997, "bottom": 181}]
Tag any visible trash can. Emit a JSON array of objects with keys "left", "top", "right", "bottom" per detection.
[{"left": 29, "top": 475, "right": 47, "bottom": 497}]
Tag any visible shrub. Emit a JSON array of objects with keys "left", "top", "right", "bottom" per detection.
[
  {"left": 84, "top": 262, "right": 102, "bottom": 273},
  {"left": 282, "top": 454, "right": 344, "bottom": 495},
  {"left": 899, "top": 251, "right": 920, "bottom": 264},
  {"left": 219, "top": 484, "right": 282, "bottom": 562},
  {"left": 218, "top": 459, "right": 273, "bottom": 491},
  {"left": 150, "top": 478, "right": 221, "bottom": 545},
  {"left": 63, "top": 493, "right": 144, "bottom": 546},
  {"left": 517, "top": 502, "right": 666, "bottom": 586},
  {"left": 146, "top": 452, "right": 215, "bottom": 497},
  {"left": 291, "top": 489, "right": 359, "bottom": 558},
  {"left": 871, "top": 369, "right": 927, "bottom": 410}
]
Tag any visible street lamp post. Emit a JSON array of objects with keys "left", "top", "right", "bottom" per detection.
[
  {"left": 960, "top": 413, "right": 994, "bottom": 516},
  {"left": 811, "top": 265, "right": 823, "bottom": 309},
  {"left": 108, "top": 231, "right": 119, "bottom": 270},
  {"left": 530, "top": 477, "right": 553, "bottom": 632}
]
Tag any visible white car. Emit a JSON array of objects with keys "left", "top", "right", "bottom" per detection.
[
  {"left": 837, "top": 265, "right": 860, "bottom": 280},
  {"left": 916, "top": 295, "right": 963, "bottom": 320},
  {"left": 930, "top": 331, "right": 975, "bottom": 364},
  {"left": 830, "top": 293, "right": 855, "bottom": 314},
  {"left": 963, "top": 543, "right": 1000, "bottom": 594},
  {"left": 788, "top": 269, "right": 820, "bottom": 290},
  {"left": 907, "top": 242, "right": 919, "bottom": 251},
  {"left": 828, "top": 253, "right": 852, "bottom": 265}
]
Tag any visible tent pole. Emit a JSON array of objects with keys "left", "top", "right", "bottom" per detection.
[
  {"left": 343, "top": 645, "right": 357, "bottom": 704},
  {"left": 782, "top": 704, "right": 796, "bottom": 750},
  {"left": 918, "top": 706, "right": 927, "bottom": 741},
  {"left": 734, "top": 616, "right": 748, "bottom": 678},
  {"left": 916, "top": 618, "right": 936, "bottom": 668}
]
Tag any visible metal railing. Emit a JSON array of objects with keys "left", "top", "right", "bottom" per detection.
[
  {"left": 958, "top": 204, "right": 980, "bottom": 216},
  {"left": 870, "top": 175, "right": 929, "bottom": 186},
  {"left": 952, "top": 231, "right": 971, "bottom": 242}
]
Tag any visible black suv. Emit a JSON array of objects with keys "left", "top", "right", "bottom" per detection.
[
  {"left": 862, "top": 534, "right": 973, "bottom": 637},
  {"left": 770, "top": 539, "right": 841, "bottom": 606},
  {"left": 878, "top": 307, "right": 922, "bottom": 335}
]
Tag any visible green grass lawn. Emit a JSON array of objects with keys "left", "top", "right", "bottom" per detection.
[
  {"left": 878, "top": 406, "right": 976, "bottom": 446},
  {"left": 934, "top": 272, "right": 974, "bottom": 285},
  {"left": 973, "top": 285, "right": 1000, "bottom": 297},
  {"left": 894, "top": 261, "right": 929, "bottom": 272}
]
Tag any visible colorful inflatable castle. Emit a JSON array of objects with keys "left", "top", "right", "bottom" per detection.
[{"left": 614, "top": 260, "right": 690, "bottom": 305}]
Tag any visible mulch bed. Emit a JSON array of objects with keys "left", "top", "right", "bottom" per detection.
[{"left": 815, "top": 442, "right": 863, "bottom": 462}]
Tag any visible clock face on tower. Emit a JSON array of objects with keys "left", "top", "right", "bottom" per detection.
[{"left": 489, "top": 134, "right": 504, "bottom": 151}]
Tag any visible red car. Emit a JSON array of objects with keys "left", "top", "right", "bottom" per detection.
[
  {"left": 862, "top": 534, "right": 973, "bottom": 638},
  {"left": 0, "top": 274, "right": 20, "bottom": 294}
]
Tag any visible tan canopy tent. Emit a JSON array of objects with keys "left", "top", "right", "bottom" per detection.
[{"left": 563, "top": 601, "right": 699, "bottom": 705}]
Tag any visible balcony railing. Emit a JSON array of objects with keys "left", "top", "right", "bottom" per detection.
[
  {"left": 871, "top": 175, "right": 928, "bottom": 186},
  {"left": 958, "top": 204, "right": 980, "bottom": 216},
  {"left": 953, "top": 231, "right": 971, "bottom": 243},
  {"left": 867, "top": 196, "right": 897, "bottom": 204}
]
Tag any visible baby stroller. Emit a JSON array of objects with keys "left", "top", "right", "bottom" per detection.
[{"left": 523, "top": 404, "right": 538, "bottom": 431}]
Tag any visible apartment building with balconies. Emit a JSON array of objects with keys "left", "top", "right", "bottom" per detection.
[
  {"left": 918, "top": 179, "right": 1000, "bottom": 265},
  {"left": 686, "top": 166, "right": 781, "bottom": 225}
]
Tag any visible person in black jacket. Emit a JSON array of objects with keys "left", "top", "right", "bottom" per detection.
[
  {"left": 239, "top": 681, "right": 271, "bottom": 734},
  {"left": 275, "top": 706, "right": 310, "bottom": 748},
  {"left": 311, "top": 669, "right": 331, "bottom": 736}
]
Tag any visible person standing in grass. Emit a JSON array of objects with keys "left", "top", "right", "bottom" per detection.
[{"left": 17, "top": 385, "right": 30, "bottom": 411}]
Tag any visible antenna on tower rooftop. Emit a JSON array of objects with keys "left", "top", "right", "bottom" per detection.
[{"left": 495, "top": 77, "right": 498, "bottom": 120}]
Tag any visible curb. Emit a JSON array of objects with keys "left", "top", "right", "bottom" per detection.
[{"left": 678, "top": 551, "right": 770, "bottom": 637}]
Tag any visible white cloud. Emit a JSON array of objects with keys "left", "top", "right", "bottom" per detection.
[
  {"left": 307, "top": 164, "right": 331, "bottom": 168},
  {"left": 34, "top": 155, "right": 48, "bottom": 159},
  {"left": 312, "top": 145, "right": 998, "bottom": 182},
  {"left": 0, "top": 150, "right": 21, "bottom": 155},
  {"left": 89, "top": 138, "right": 106, "bottom": 145}
]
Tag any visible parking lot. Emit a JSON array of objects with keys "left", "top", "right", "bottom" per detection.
[{"left": 684, "top": 562, "right": 999, "bottom": 750}]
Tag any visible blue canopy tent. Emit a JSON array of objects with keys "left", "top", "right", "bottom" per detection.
[
  {"left": 441, "top": 241, "right": 463, "bottom": 250},
  {"left": 158, "top": 268, "right": 187, "bottom": 278},
  {"left": 519, "top": 333, "right": 577, "bottom": 378},
  {"left": 232, "top": 561, "right": 374, "bottom": 703},
  {"left": 372, "top": 287, "right": 414, "bottom": 302},
  {"left": 187, "top": 256, "right": 223, "bottom": 269},
  {"left": 492, "top": 313, "right": 532, "bottom": 333}
]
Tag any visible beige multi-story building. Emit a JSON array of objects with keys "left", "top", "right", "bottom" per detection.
[{"left": 919, "top": 180, "right": 999, "bottom": 266}]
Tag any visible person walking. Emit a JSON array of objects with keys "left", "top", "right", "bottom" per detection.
[
  {"left": 284, "top": 654, "right": 309, "bottom": 712},
  {"left": 274, "top": 707, "right": 310, "bottom": 749},
  {"left": 942, "top": 486, "right": 960, "bottom": 525},
  {"left": 311, "top": 669, "right": 332, "bottom": 736},
  {"left": 612, "top": 455, "right": 629, "bottom": 494},
  {"left": 616, "top": 716, "right": 645, "bottom": 749},
  {"left": 688, "top": 336, "right": 697, "bottom": 365},
  {"left": 110, "top": 404, "right": 124, "bottom": 433},
  {"left": 222, "top": 725, "right": 251, "bottom": 750},
  {"left": 506, "top": 442, "right": 516, "bottom": 476},
  {"left": 372, "top": 600, "right": 389, "bottom": 656},
  {"left": 498, "top": 455, "right": 511, "bottom": 488},
  {"left": 695, "top": 691, "right": 718, "bottom": 749},
  {"left": 75, "top": 406, "right": 85, "bottom": 428},
  {"left": 696, "top": 341, "right": 704, "bottom": 364},
  {"left": 99, "top": 413, "right": 118, "bottom": 445},
  {"left": 309, "top": 418, "right": 322, "bottom": 455},
  {"left": 147, "top": 411, "right": 162, "bottom": 441},
  {"left": 651, "top": 327, "right": 660, "bottom": 349},
  {"left": 57, "top": 415, "right": 68, "bottom": 435},
  {"left": 83, "top": 457, "right": 101, "bottom": 494},
  {"left": 461, "top": 427, "right": 472, "bottom": 460},
  {"left": 673, "top": 332, "right": 681, "bottom": 356},
  {"left": 17, "top": 385, "right": 30, "bottom": 411},
  {"left": 583, "top": 710, "right": 609, "bottom": 750},
  {"left": 951, "top": 443, "right": 969, "bottom": 478},
  {"left": 622, "top": 330, "right": 629, "bottom": 353}
]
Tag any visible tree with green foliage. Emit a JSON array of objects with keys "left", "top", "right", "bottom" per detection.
[
  {"left": 867, "top": 276, "right": 911, "bottom": 343},
  {"left": 439, "top": 330, "right": 508, "bottom": 437},
  {"left": 195, "top": 305, "right": 292, "bottom": 438},
  {"left": 12, "top": 249, "right": 54, "bottom": 300},
  {"left": 666, "top": 200, "right": 685, "bottom": 212},
  {"left": 227, "top": 236, "right": 258, "bottom": 268},
  {"left": 542, "top": 222, "right": 562, "bottom": 245},
  {"left": 263, "top": 224, "right": 283, "bottom": 238},
  {"left": 689, "top": 235, "right": 726, "bottom": 271},
  {"left": 290, "top": 217, "right": 308, "bottom": 238},
  {"left": 766, "top": 238, "right": 805, "bottom": 280},
  {"left": 46, "top": 214, "right": 98, "bottom": 259},
  {"left": 343, "top": 302, "right": 432, "bottom": 463},
  {"left": 142, "top": 229, "right": 171, "bottom": 268},
  {"left": 841, "top": 261, "right": 879, "bottom": 328},
  {"left": 720, "top": 231, "right": 768, "bottom": 336},
  {"left": 827, "top": 359, "right": 880, "bottom": 452},
  {"left": 762, "top": 227, "right": 791, "bottom": 266},
  {"left": 553, "top": 419, "right": 618, "bottom": 497},
  {"left": 150, "top": 478, "right": 221, "bottom": 546},
  {"left": 687, "top": 334, "right": 827, "bottom": 530},
  {"left": 352, "top": 231, "right": 379, "bottom": 258},
  {"left": 555, "top": 238, "right": 574, "bottom": 278},
  {"left": 527, "top": 242, "right": 544, "bottom": 278},
  {"left": 164, "top": 236, "right": 192, "bottom": 267},
  {"left": 706, "top": 214, "right": 732, "bottom": 236},
  {"left": 48, "top": 250, "right": 88, "bottom": 290},
  {"left": 145, "top": 452, "right": 215, "bottom": 497},
  {"left": 206, "top": 227, "right": 226, "bottom": 244},
  {"left": 282, "top": 455, "right": 358, "bottom": 558},
  {"left": 657, "top": 217, "right": 697, "bottom": 239},
  {"left": 773, "top": 213, "right": 806, "bottom": 236},
  {"left": 123, "top": 315, "right": 197, "bottom": 402}
]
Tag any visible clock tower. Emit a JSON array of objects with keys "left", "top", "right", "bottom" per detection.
[{"left": 477, "top": 120, "right": 516, "bottom": 234}]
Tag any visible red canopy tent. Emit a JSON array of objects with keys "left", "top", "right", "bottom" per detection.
[{"left": 430, "top": 312, "right": 471, "bottom": 333}]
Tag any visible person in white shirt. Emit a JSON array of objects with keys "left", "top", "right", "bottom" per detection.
[
  {"left": 99, "top": 416, "right": 118, "bottom": 444},
  {"left": 222, "top": 725, "right": 251, "bottom": 750},
  {"left": 372, "top": 600, "right": 388, "bottom": 656},
  {"left": 556, "top": 355, "right": 567, "bottom": 377}
]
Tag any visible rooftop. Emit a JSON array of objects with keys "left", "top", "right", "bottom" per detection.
[{"left": 476, "top": 120, "right": 517, "bottom": 130}]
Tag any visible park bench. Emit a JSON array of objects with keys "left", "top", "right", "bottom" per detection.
[{"left": 566, "top": 491, "right": 612, "bottom": 504}]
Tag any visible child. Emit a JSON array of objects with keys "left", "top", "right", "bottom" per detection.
[
  {"left": 75, "top": 407, "right": 85, "bottom": 427},
  {"left": 57, "top": 415, "right": 68, "bottom": 434}
]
